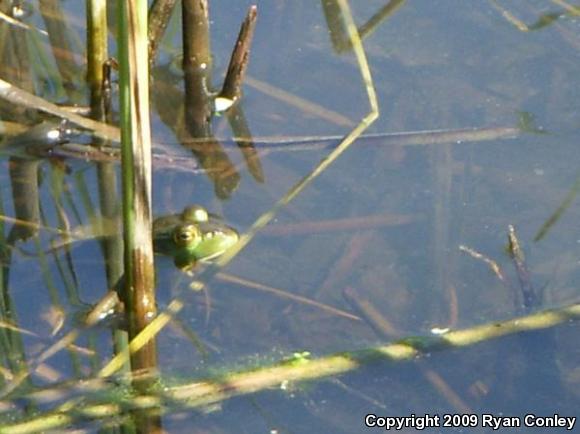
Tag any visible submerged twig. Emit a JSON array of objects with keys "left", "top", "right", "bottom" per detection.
[
  {"left": 342, "top": 287, "right": 398, "bottom": 336},
  {"left": 259, "top": 212, "right": 419, "bottom": 236},
  {"left": 459, "top": 244, "right": 506, "bottom": 282},
  {"left": 534, "top": 173, "right": 580, "bottom": 241},
  {"left": 507, "top": 225, "right": 538, "bottom": 311},
  {"left": 0, "top": 10, "right": 47, "bottom": 35},
  {"left": 490, "top": 0, "right": 575, "bottom": 32},
  {"left": 0, "top": 78, "right": 120, "bottom": 141},
  {"left": 245, "top": 75, "right": 354, "bottom": 126},
  {"left": 176, "top": 125, "right": 521, "bottom": 149},
  {"left": 217, "top": 273, "right": 360, "bottom": 321}
]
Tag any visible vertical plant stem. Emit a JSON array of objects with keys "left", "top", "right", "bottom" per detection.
[
  {"left": 87, "top": 0, "right": 108, "bottom": 116},
  {"left": 88, "top": 0, "right": 129, "bottom": 377},
  {"left": 118, "top": 0, "right": 157, "bottom": 373},
  {"left": 87, "top": 1, "right": 124, "bottom": 287},
  {"left": 182, "top": 0, "right": 212, "bottom": 135},
  {"left": 181, "top": 0, "right": 241, "bottom": 198}
]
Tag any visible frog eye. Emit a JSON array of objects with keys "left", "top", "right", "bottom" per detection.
[
  {"left": 182, "top": 206, "right": 209, "bottom": 223},
  {"left": 173, "top": 224, "right": 201, "bottom": 247}
]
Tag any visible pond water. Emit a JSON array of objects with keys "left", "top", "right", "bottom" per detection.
[{"left": 0, "top": 0, "right": 579, "bottom": 432}]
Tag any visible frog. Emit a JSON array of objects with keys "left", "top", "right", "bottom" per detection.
[{"left": 153, "top": 205, "right": 238, "bottom": 270}]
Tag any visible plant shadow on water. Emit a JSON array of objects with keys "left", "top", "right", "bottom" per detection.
[{"left": 0, "top": 0, "right": 579, "bottom": 432}]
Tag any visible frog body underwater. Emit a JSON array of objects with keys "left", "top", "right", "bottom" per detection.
[{"left": 153, "top": 205, "right": 238, "bottom": 269}]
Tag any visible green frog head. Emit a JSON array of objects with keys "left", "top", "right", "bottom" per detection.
[{"left": 153, "top": 205, "right": 238, "bottom": 270}]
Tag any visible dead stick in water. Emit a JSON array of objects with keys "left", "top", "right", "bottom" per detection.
[
  {"left": 219, "top": 6, "right": 258, "bottom": 103},
  {"left": 507, "top": 225, "right": 538, "bottom": 312},
  {"left": 260, "top": 213, "right": 421, "bottom": 236}
]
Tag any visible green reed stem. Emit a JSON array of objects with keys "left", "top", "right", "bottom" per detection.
[
  {"left": 117, "top": 0, "right": 157, "bottom": 373},
  {"left": 87, "top": 0, "right": 108, "bottom": 112}
]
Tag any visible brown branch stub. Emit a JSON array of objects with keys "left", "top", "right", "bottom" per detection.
[{"left": 219, "top": 5, "right": 257, "bottom": 103}]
